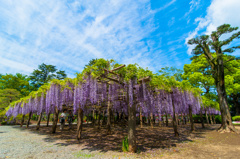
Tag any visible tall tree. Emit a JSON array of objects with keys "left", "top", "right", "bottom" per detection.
[
  {"left": 188, "top": 24, "right": 240, "bottom": 132},
  {"left": 30, "top": 63, "right": 67, "bottom": 89}
]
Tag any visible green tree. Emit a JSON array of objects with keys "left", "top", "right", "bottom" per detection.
[
  {"left": 0, "top": 73, "right": 31, "bottom": 96},
  {"left": 30, "top": 63, "right": 67, "bottom": 89},
  {"left": 159, "top": 67, "right": 183, "bottom": 81},
  {"left": 0, "top": 89, "right": 21, "bottom": 114},
  {"left": 188, "top": 24, "right": 240, "bottom": 132},
  {"left": 84, "top": 58, "right": 98, "bottom": 68},
  {"left": 224, "top": 57, "right": 240, "bottom": 115}
]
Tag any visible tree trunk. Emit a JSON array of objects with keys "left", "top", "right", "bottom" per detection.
[
  {"left": 181, "top": 113, "right": 184, "bottom": 125},
  {"left": 200, "top": 107, "right": 205, "bottom": 128},
  {"left": 77, "top": 108, "right": 83, "bottom": 142},
  {"left": 189, "top": 106, "right": 195, "bottom": 131},
  {"left": 128, "top": 102, "right": 137, "bottom": 153},
  {"left": 150, "top": 112, "right": 153, "bottom": 128},
  {"left": 209, "top": 113, "right": 213, "bottom": 125},
  {"left": 52, "top": 107, "right": 59, "bottom": 133},
  {"left": 148, "top": 114, "right": 150, "bottom": 126},
  {"left": 98, "top": 110, "right": 101, "bottom": 129},
  {"left": 159, "top": 114, "right": 162, "bottom": 127},
  {"left": 140, "top": 107, "right": 143, "bottom": 128},
  {"left": 175, "top": 114, "right": 179, "bottom": 126},
  {"left": 184, "top": 115, "right": 187, "bottom": 125},
  {"left": 92, "top": 110, "right": 95, "bottom": 126},
  {"left": 47, "top": 113, "right": 50, "bottom": 127},
  {"left": 213, "top": 114, "right": 216, "bottom": 124},
  {"left": 26, "top": 112, "right": 32, "bottom": 128},
  {"left": 20, "top": 115, "right": 25, "bottom": 127},
  {"left": 216, "top": 56, "right": 237, "bottom": 133},
  {"left": 153, "top": 115, "right": 156, "bottom": 124},
  {"left": 102, "top": 110, "right": 106, "bottom": 125},
  {"left": 172, "top": 95, "right": 179, "bottom": 137},
  {"left": 127, "top": 77, "right": 137, "bottom": 153},
  {"left": 107, "top": 98, "right": 111, "bottom": 134},
  {"left": 166, "top": 114, "right": 168, "bottom": 126},
  {"left": 205, "top": 110, "right": 209, "bottom": 125},
  {"left": 36, "top": 113, "right": 42, "bottom": 130}
]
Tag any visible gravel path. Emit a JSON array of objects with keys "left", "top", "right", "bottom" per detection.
[
  {"left": 0, "top": 126, "right": 134, "bottom": 159},
  {"left": 0, "top": 126, "right": 92, "bottom": 159}
]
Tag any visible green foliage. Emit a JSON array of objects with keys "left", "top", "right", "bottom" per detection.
[
  {"left": 30, "top": 63, "right": 67, "bottom": 90},
  {"left": 192, "top": 115, "right": 206, "bottom": 123},
  {"left": 1, "top": 121, "right": 7, "bottom": 125},
  {"left": 0, "top": 89, "right": 21, "bottom": 117},
  {"left": 215, "top": 115, "right": 222, "bottom": 124},
  {"left": 122, "top": 136, "right": 129, "bottom": 152},
  {"left": 232, "top": 116, "right": 240, "bottom": 121},
  {"left": 159, "top": 66, "right": 183, "bottom": 81},
  {"left": 124, "top": 64, "right": 138, "bottom": 81},
  {"left": 0, "top": 73, "right": 32, "bottom": 96}
]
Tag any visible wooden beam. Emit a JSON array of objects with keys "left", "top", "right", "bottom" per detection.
[
  {"left": 105, "top": 76, "right": 124, "bottom": 86},
  {"left": 111, "top": 65, "right": 125, "bottom": 72},
  {"left": 104, "top": 69, "right": 119, "bottom": 76},
  {"left": 138, "top": 76, "right": 151, "bottom": 83}
]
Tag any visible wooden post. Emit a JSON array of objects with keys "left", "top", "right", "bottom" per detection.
[
  {"left": 209, "top": 113, "right": 213, "bottom": 125},
  {"left": 184, "top": 115, "right": 187, "bottom": 125},
  {"left": 213, "top": 114, "right": 216, "bottom": 124},
  {"left": 77, "top": 108, "right": 83, "bottom": 142},
  {"left": 52, "top": 106, "right": 59, "bottom": 133},
  {"left": 140, "top": 107, "right": 143, "bottom": 128},
  {"left": 36, "top": 113, "right": 42, "bottom": 130},
  {"left": 26, "top": 112, "right": 32, "bottom": 128},
  {"left": 102, "top": 110, "right": 106, "bottom": 125},
  {"left": 189, "top": 105, "right": 195, "bottom": 131},
  {"left": 128, "top": 77, "right": 137, "bottom": 153},
  {"left": 205, "top": 110, "right": 209, "bottom": 125},
  {"left": 171, "top": 94, "right": 179, "bottom": 137},
  {"left": 148, "top": 114, "right": 150, "bottom": 126},
  {"left": 181, "top": 113, "right": 184, "bottom": 125},
  {"left": 107, "top": 96, "right": 111, "bottom": 134},
  {"left": 200, "top": 107, "right": 205, "bottom": 128},
  {"left": 98, "top": 110, "right": 101, "bottom": 129},
  {"left": 20, "top": 115, "right": 25, "bottom": 127},
  {"left": 159, "top": 114, "right": 162, "bottom": 127},
  {"left": 47, "top": 113, "right": 50, "bottom": 127},
  {"left": 165, "top": 114, "right": 168, "bottom": 126},
  {"left": 150, "top": 112, "right": 153, "bottom": 128},
  {"left": 175, "top": 114, "right": 179, "bottom": 126},
  {"left": 92, "top": 110, "right": 95, "bottom": 126}
]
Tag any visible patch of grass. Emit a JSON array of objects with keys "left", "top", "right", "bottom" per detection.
[
  {"left": 74, "top": 151, "right": 95, "bottom": 158},
  {"left": 233, "top": 123, "right": 240, "bottom": 125}
]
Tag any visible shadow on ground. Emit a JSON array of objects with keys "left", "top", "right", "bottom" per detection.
[{"left": 12, "top": 122, "right": 217, "bottom": 153}]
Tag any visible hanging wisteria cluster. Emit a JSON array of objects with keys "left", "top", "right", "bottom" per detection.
[{"left": 5, "top": 76, "right": 220, "bottom": 119}]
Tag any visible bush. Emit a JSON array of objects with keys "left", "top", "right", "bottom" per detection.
[
  {"left": 232, "top": 116, "right": 240, "bottom": 121},
  {"left": 192, "top": 115, "right": 206, "bottom": 123},
  {"left": 122, "top": 136, "right": 129, "bottom": 152},
  {"left": 215, "top": 115, "right": 222, "bottom": 124},
  {"left": 1, "top": 121, "right": 7, "bottom": 125}
]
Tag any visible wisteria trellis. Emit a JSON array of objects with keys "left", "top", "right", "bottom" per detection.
[{"left": 6, "top": 75, "right": 220, "bottom": 118}]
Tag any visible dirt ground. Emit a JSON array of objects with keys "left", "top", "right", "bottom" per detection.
[{"left": 16, "top": 122, "right": 240, "bottom": 159}]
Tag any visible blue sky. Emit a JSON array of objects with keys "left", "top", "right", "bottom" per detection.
[{"left": 0, "top": 0, "right": 239, "bottom": 77}]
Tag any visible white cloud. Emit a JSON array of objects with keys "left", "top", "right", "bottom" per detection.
[
  {"left": 185, "top": 0, "right": 201, "bottom": 17},
  {"left": 185, "top": 0, "right": 240, "bottom": 55},
  {"left": 156, "top": 0, "right": 176, "bottom": 12},
  {"left": 168, "top": 17, "right": 175, "bottom": 27},
  {"left": 0, "top": 0, "right": 157, "bottom": 76}
]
